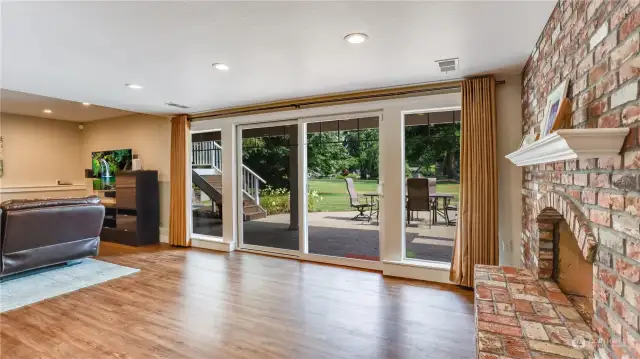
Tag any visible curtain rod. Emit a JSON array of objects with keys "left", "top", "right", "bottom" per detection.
[{"left": 188, "top": 79, "right": 505, "bottom": 121}]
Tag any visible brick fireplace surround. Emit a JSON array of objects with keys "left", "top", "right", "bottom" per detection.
[
  {"left": 474, "top": 0, "right": 640, "bottom": 358},
  {"left": 519, "top": 0, "right": 640, "bottom": 358}
]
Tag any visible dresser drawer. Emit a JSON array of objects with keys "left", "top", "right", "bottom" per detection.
[
  {"left": 116, "top": 214, "right": 137, "bottom": 232},
  {"left": 116, "top": 188, "right": 137, "bottom": 209},
  {"left": 116, "top": 175, "right": 136, "bottom": 188}
]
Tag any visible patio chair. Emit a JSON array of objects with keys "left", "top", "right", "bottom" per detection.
[
  {"left": 406, "top": 178, "right": 432, "bottom": 228},
  {"left": 345, "top": 178, "right": 373, "bottom": 221},
  {"left": 428, "top": 178, "right": 437, "bottom": 196}
]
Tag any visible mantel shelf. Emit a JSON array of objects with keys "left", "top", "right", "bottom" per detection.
[{"left": 506, "top": 128, "right": 630, "bottom": 167}]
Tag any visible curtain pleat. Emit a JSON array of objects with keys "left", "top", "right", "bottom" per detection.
[
  {"left": 169, "top": 115, "right": 190, "bottom": 247},
  {"left": 449, "top": 76, "right": 498, "bottom": 287}
]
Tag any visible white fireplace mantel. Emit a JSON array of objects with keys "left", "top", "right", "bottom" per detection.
[{"left": 506, "top": 128, "right": 630, "bottom": 167}]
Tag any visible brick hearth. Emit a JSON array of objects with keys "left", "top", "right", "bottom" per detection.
[
  {"left": 520, "top": 1, "right": 640, "bottom": 358},
  {"left": 475, "top": 265, "right": 594, "bottom": 358}
]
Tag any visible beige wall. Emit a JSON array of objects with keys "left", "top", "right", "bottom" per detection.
[
  {"left": 81, "top": 114, "right": 171, "bottom": 227},
  {"left": 1, "top": 188, "right": 88, "bottom": 202},
  {"left": 0, "top": 112, "right": 171, "bottom": 229},
  {"left": 496, "top": 74, "right": 524, "bottom": 267},
  {"left": 0, "top": 113, "right": 84, "bottom": 187}
]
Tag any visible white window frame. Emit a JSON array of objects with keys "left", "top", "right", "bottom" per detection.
[{"left": 190, "top": 91, "right": 462, "bottom": 283}]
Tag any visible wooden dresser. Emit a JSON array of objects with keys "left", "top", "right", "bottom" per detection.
[{"left": 100, "top": 170, "right": 160, "bottom": 246}]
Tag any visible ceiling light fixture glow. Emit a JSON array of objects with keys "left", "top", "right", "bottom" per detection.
[
  {"left": 82, "top": 102, "right": 91, "bottom": 106},
  {"left": 344, "top": 33, "right": 368, "bottom": 44},
  {"left": 43, "top": 109, "right": 52, "bottom": 114},
  {"left": 125, "top": 84, "right": 143, "bottom": 89},
  {"left": 212, "top": 63, "right": 229, "bottom": 71}
]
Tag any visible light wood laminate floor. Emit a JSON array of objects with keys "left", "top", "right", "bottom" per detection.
[{"left": 1, "top": 243, "right": 475, "bottom": 359}]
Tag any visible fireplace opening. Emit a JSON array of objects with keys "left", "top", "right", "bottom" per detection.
[
  {"left": 553, "top": 220, "right": 594, "bottom": 326},
  {"left": 537, "top": 208, "right": 594, "bottom": 327}
]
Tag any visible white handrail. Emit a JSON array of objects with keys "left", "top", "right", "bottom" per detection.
[
  {"left": 192, "top": 140, "right": 221, "bottom": 171},
  {"left": 193, "top": 140, "right": 266, "bottom": 204},
  {"left": 242, "top": 164, "right": 266, "bottom": 184},
  {"left": 211, "top": 142, "right": 222, "bottom": 172},
  {"left": 211, "top": 142, "right": 265, "bottom": 183}
]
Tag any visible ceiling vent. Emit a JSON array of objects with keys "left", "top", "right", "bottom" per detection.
[
  {"left": 435, "top": 58, "right": 459, "bottom": 73},
  {"left": 165, "top": 102, "right": 189, "bottom": 109}
]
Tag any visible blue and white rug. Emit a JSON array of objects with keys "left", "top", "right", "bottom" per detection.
[{"left": 0, "top": 258, "right": 139, "bottom": 313}]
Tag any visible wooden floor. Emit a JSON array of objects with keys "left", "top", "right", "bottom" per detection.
[{"left": 1, "top": 242, "right": 475, "bottom": 359}]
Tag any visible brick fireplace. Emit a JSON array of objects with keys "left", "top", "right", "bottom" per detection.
[
  {"left": 520, "top": 1, "right": 640, "bottom": 358},
  {"left": 530, "top": 191, "right": 596, "bottom": 326}
]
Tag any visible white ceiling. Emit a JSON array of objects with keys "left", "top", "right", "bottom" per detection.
[
  {"left": 0, "top": 89, "right": 134, "bottom": 122},
  {"left": 1, "top": 1, "right": 554, "bottom": 116}
]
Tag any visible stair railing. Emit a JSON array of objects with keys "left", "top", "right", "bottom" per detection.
[
  {"left": 241, "top": 166, "right": 266, "bottom": 205},
  {"left": 192, "top": 140, "right": 266, "bottom": 204},
  {"left": 192, "top": 140, "right": 221, "bottom": 173}
]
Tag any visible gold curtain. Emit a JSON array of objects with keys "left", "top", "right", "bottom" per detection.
[
  {"left": 450, "top": 76, "right": 498, "bottom": 287},
  {"left": 169, "top": 115, "right": 190, "bottom": 247}
]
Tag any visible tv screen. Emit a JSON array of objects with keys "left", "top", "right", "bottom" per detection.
[{"left": 91, "top": 149, "right": 132, "bottom": 190}]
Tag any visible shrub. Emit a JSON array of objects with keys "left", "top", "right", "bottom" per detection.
[{"left": 259, "top": 186, "right": 322, "bottom": 214}]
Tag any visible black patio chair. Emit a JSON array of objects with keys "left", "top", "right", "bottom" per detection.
[
  {"left": 406, "top": 178, "right": 432, "bottom": 228},
  {"left": 345, "top": 178, "right": 373, "bottom": 221}
]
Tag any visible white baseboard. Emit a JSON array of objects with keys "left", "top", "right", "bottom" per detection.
[
  {"left": 160, "top": 229, "right": 234, "bottom": 252},
  {"left": 191, "top": 235, "right": 234, "bottom": 252},
  {"left": 382, "top": 260, "right": 454, "bottom": 284},
  {"left": 299, "top": 253, "right": 382, "bottom": 271},
  {"left": 159, "top": 227, "right": 169, "bottom": 243}
]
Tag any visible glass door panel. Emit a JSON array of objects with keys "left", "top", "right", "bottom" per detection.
[
  {"left": 240, "top": 124, "right": 299, "bottom": 251},
  {"left": 191, "top": 131, "right": 223, "bottom": 238},
  {"left": 305, "top": 116, "right": 380, "bottom": 261},
  {"left": 404, "top": 111, "right": 460, "bottom": 263}
]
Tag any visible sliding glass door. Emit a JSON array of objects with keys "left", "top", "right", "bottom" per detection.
[
  {"left": 236, "top": 114, "right": 382, "bottom": 267},
  {"left": 304, "top": 116, "right": 381, "bottom": 262},
  {"left": 237, "top": 122, "right": 300, "bottom": 254},
  {"left": 189, "top": 92, "right": 462, "bottom": 281}
]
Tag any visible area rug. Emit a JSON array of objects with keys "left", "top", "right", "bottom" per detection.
[{"left": 0, "top": 258, "right": 139, "bottom": 313}]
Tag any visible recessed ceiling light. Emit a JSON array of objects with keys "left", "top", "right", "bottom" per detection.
[
  {"left": 125, "top": 84, "right": 143, "bottom": 89},
  {"left": 212, "top": 63, "right": 229, "bottom": 71},
  {"left": 82, "top": 102, "right": 91, "bottom": 106},
  {"left": 43, "top": 109, "right": 52, "bottom": 114},
  {"left": 344, "top": 33, "right": 368, "bottom": 44}
]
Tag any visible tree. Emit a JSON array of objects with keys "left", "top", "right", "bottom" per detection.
[
  {"left": 242, "top": 137, "right": 292, "bottom": 189},
  {"left": 405, "top": 123, "right": 460, "bottom": 179},
  {"left": 343, "top": 129, "right": 379, "bottom": 179},
  {"left": 307, "top": 132, "right": 354, "bottom": 178}
]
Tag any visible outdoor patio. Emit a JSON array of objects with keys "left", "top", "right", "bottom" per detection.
[{"left": 193, "top": 210, "right": 456, "bottom": 263}]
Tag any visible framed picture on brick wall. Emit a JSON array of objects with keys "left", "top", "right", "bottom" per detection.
[{"left": 540, "top": 80, "right": 569, "bottom": 138}]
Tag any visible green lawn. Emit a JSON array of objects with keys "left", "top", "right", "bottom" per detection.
[{"left": 309, "top": 179, "right": 460, "bottom": 212}]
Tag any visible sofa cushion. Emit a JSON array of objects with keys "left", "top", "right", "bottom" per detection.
[{"left": 0, "top": 196, "right": 101, "bottom": 211}]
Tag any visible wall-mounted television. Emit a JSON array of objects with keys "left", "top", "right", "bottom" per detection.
[{"left": 91, "top": 149, "right": 132, "bottom": 190}]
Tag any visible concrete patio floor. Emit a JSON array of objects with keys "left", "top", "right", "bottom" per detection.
[{"left": 193, "top": 210, "right": 456, "bottom": 263}]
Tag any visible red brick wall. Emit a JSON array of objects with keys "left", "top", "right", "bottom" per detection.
[{"left": 521, "top": 1, "right": 640, "bottom": 358}]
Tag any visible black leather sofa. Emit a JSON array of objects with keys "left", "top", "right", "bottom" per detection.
[{"left": 0, "top": 196, "right": 105, "bottom": 278}]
